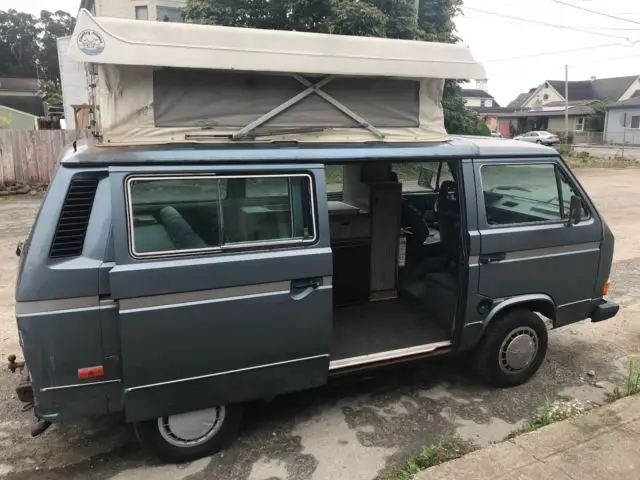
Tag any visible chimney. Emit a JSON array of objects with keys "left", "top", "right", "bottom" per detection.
[{"left": 476, "top": 78, "right": 488, "bottom": 92}]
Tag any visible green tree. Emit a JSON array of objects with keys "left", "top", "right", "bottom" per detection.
[
  {"left": 585, "top": 101, "right": 607, "bottom": 132},
  {"left": 0, "top": 9, "right": 40, "bottom": 77},
  {"left": 183, "top": 0, "right": 485, "bottom": 135},
  {"left": 38, "top": 10, "right": 76, "bottom": 87}
]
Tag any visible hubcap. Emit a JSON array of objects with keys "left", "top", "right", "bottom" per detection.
[
  {"left": 499, "top": 327, "right": 538, "bottom": 374},
  {"left": 158, "top": 406, "right": 226, "bottom": 448}
]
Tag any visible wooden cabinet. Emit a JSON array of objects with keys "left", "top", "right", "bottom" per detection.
[{"left": 369, "top": 182, "right": 402, "bottom": 301}]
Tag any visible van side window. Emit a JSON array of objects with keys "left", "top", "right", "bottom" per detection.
[
  {"left": 481, "top": 164, "right": 580, "bottom": 225},
  {"left": 127, "top": 174, "right": 316, "bottom": 257}
]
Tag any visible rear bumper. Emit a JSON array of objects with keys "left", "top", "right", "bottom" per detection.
[{"left": 590, "top": 298, "right": 619, "bottom": 323}]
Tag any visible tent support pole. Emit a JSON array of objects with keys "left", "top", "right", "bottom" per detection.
[
  {"left": 232, "top": 76, "right": 336, "bottom": 140},
  {"left": 293, "top": 76, "right": 385, "bottom": 139}
]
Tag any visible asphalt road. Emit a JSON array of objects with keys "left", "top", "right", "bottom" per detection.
[{"left": 1, "top": 168, "right": 639, "bottom": 479}]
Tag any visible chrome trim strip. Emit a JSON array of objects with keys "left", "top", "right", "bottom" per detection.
[
  {"left": 329, "top": 341, "right": 452, "bottom": 371},
  {"left": 125, "top": 354, "right": 329, "bottom": 393},
  {"left": 503, "top": 242, "right": 599, "bottom": 262},
  {"left": 15, "top": 296, "right": 99, "bottom": 316},
  {"left": 119, "top": 280, "right": 292, "bottom": 311},
  {"left": 557, "top": 298, "right": 594, "bottom": 308},
  {"left": 41, "top": 379, "right": 121, "bottom": 392},
  {"left": 16, "top": 296, "right": 119, "bottom": 317}
]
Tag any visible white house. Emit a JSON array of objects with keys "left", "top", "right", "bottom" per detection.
[{"left": 59, "top": 0, "right": 186, "bottom": 130}]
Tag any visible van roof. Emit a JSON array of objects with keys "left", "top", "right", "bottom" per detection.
[{"left": 61, "top": 135, "right": 559, "bottom": 165}]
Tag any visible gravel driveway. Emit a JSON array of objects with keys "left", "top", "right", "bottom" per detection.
[{"left": 1, "top": 168, "right": 639, "bottom": 479}]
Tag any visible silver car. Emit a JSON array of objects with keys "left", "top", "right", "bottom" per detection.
[{"left": 513, "top": 131, "right": 561, "bottom": 145}]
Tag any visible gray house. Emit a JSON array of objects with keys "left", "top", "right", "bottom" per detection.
[{"left": 604, "top": 97, "right": 640, "bottom": 145}]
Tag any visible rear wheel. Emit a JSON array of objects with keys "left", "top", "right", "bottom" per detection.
[
  {"left": 475, "top": 309, "right": 548, "bottom": 388},
  {"left": 536, "top": 140, "right": 543, "bottom": 144},
  {"left": 135, "top": 404, "right": 243, "bottom": 462}
]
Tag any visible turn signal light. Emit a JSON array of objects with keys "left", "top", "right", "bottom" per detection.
[
  {"left": 602, "top": 280, "right": 610, "bottom": 296},
  {"left": 78, "top": 365, "right": 104, "bottom": 380}
]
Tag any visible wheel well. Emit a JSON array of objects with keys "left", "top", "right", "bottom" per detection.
[{"left": 494, "top": 300, "right": 556, "bottom": 323}]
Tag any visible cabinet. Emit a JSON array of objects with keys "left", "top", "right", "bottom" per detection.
[{"left": 369, "top": 182, "right": 402, "bottom": 300}]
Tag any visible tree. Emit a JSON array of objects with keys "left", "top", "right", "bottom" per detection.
[
  {"left": 0, "top": 9, "right": 40, "bottom": 77},
  {"left": 38, "top": 10, "right": 76, "bottom": 88},
  {"left": 585, "top": 101, "right": 607, "bottom": 132},
  {"left": 182, "top": 0, "right": 485, "bottom": 135}
]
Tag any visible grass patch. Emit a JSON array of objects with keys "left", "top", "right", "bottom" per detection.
[
  {"left": 564, "top": 153, "right": 638, "bottom": 169},
  {"left": 379, "top": 438, "right": 472, "bottom": 480},
  {"left": 608, "top": 359, "right": 640, "bottom": 401},
  {"left": 506, "top": 399, "right": 587, "bottom": 439}
]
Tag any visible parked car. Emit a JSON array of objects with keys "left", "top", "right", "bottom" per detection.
[
  {"left": 490, "top": 130, "right": 503, "bottom": 138},
  {"left": 514, "top": 131, "right": 560, "bottom": 145}
]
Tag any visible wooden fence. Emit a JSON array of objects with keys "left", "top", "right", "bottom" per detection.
[{"left": 0, "top": 130, "right": 80, "bottom": 186}]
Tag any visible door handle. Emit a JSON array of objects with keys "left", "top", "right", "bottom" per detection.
[
  {"left": 480, "top": 253, "right": 506, "bottom": 264},
  {"left": 291, "top": 278, "right": 322, "bottom": 291}
]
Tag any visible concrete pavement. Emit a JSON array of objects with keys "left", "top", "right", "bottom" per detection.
[{"left": 416, "top": 394, "right": 640, "bottom": 480}]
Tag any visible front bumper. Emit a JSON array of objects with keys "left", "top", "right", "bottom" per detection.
[{"left": 590, "top": 298, "right": 620, "bottom": 323}]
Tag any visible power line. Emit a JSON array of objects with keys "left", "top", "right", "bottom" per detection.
[
  {"left": 463, "top": 7, "right": 635, "bottom": 42},
  {"left": 481, "top": 43, "right": 625, "bottom": 63},
  {"left": 551, "top": 0, "right": 640, "bottom": 26},
  {"left": 459, "top": 16, "right": 640, "bottom": 31}
]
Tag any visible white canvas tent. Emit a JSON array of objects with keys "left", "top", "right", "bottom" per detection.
[{"left": 67, "top": 9, "right": 486, "bottom": 146}]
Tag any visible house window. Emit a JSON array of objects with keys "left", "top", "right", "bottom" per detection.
[
  {"left": 135, "top": 5, "right": 149, "bottom": 20},
  {"left": 127, "top": 174, "right": 316, "bottom": 257},
  {"left": 157, "top": 6, "right": 183, "bottom": 22},
  {"left": 480, "top": 99, "right": 486, "bottom": 107},
  {"left": 631, "top": 116, "right": 640, "bottom": 130},
  {"left": 575, "top": 117, "right": 585, "bottom": 132}
]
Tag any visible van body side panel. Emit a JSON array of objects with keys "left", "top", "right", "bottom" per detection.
[
  {"left": 108, "top": 164, "right": 333, "bottom": 423},
  {"left": 457, "top": 159, "right": 486, "bottom": 351},
  {"left": 474, "top": 158, "right": 603, "bottom": 327},
  {"left": 15, "top": 168, "right": 116, "bottom": 422}
]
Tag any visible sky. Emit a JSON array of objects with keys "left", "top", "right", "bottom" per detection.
[{"left": 2, "top": 0, "right": 640, "bottom": 106}]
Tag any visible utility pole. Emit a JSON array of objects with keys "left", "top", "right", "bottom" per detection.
[
  {"left": 564, "top": 64, "right": 569, "bottom": 143},
  {"left": 414, "top": 0, "right": 420, "bottom": 28}
]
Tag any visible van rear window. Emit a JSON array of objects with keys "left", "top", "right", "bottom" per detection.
[{"left": 126, "top": 174, "right": 317, "bottom": 257}]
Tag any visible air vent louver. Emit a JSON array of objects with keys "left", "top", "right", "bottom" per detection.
[{"left": 49, "top": 178, "right": 99, "bottom": 259}]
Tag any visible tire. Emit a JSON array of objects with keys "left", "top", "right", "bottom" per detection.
[
  {"left": 135, "top": 404, "right": 243, "bottom": 463},
  {"left": 474, "top": 309, "right": 548, "bottom": 388},
  {"left": 536, "top": 140, "right": 543, "bottom": 144}
]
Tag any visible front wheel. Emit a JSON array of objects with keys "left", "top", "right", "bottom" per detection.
[
  {"left": 135, "top": 404, "right": 243, "bottom": 462},
  {"left": 474, "top": 309, "right": 548, "bottom": 388}
]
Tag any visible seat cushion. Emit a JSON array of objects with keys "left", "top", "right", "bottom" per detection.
[
  {"left": 160, "top": 206, "right": 208, "bottom": 250},
  {"left": 135, "top": 224, "right": 175, "bottom": 253}
]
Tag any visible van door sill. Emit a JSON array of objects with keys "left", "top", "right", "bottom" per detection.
[{"left": 329, "top": 341, "right": 452, "bottom": 372}]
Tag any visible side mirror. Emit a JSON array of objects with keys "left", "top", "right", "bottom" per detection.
[
  {"left": 567, "top": 195, "right": 582, "bottom": 226},
  {"left": 418, "top": 167, "right": 435, "bottom": 189}
]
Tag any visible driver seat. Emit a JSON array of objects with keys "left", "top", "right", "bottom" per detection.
[{"left": 436, "top": 181, "right": 461, "bottom": 263}]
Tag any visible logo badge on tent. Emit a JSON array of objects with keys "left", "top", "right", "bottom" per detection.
[{"left": 78, "top": 30, "right": 105, "bottom": 56}]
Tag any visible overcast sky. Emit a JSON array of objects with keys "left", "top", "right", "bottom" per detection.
[{"left": 2, "top": 0, "right": 640, "bottom": 106}]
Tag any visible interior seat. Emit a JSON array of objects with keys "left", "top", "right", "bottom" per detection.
[
  {"left": 160, "top": 206, "right": 208, "bottom": 250},
  {"left": 436, "top": 180, "right": 461, "bottom": 263}
]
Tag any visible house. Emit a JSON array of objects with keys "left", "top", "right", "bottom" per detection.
[
  {"left": 604, "top": 97, "right": 640, "bottom": 145},
  {"left": 499, "top": 76, "right": 640, "bottom": 139},
  {"left": 0, "top": 77, "right": 45, "bottom": 124},
  {"left": 0, "top": 105, "right": 40, "bottom": 130},
  {"left": 462, "top": 80, "right": 514, "bottom": 134},
  {"left": 60, "top": 1, "right": 187, "bottom": 130},
  {"left": 79, "top": 0, "right": 185, "bottom": 21}
]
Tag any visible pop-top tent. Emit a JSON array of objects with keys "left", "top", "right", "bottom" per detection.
[{"left": 67, "top": 9, "right": 486, "bottom": 146}]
